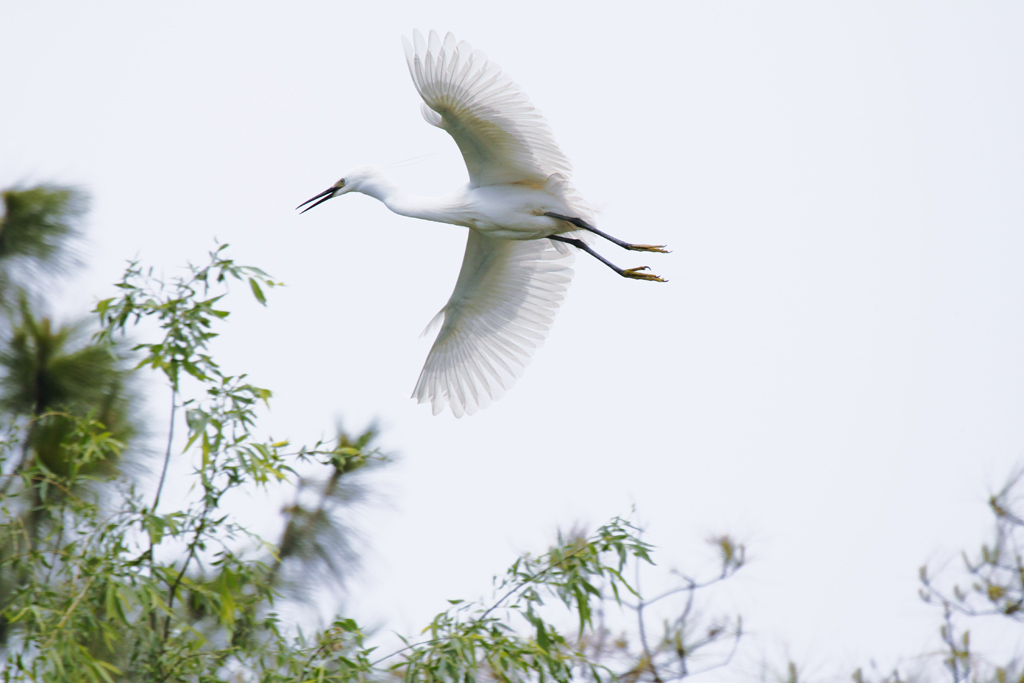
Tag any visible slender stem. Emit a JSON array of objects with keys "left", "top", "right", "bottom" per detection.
[
  {"left": 148, "top": 389, "right": 178, "bottom": 633},
  {"left": 163, "top": 512, "right": 209, "bottom": 639},
  {"left": 41, "top": 573, "right": 99, "bottom": 649},
  {"left": 634, "top": 552, "right": 662, "bottom": 682},
  {"left": 151, "top": 390, "right": 177, "bottom": 513},
  {"left": 632, "top": 571, "right": 730, "bottom": 610},
  {"left": 0, "top": 412, "right": 39, "bottom": 498},
  {"left": 477, "top": 542, "right": 594, "bottom": 624}
]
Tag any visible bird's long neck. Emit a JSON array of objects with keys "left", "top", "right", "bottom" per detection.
[{"left": 354, "top": 169, "right": 465, "bottom": 225}]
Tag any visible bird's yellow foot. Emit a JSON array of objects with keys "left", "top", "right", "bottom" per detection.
[
  {"left": 627, "top": 243, "right": 670, "bottom": 253},
  {"left": 623, "top": 266, "right": 667, "bottom": 282}
]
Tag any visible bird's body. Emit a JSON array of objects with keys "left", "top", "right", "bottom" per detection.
[
  {"left": 299, "top": 30, "right": 667, "bottom": 417},
  {"left": 339, "top": 166, "right": 578, "bottom": 240}
]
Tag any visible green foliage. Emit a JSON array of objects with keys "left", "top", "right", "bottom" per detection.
[
  {"left": 391, "top": 519, "right": 651, "bottom": 683},
  {"left": 0, "top": 240, "right": 352, "bottom": 681},
  {"left": 0, "top": 184, "right": 748, "bottom": 683},
  {"left": 4, "top": 181, "right": 1021, "bottom": 683},
  {"left": 6, "top": 238, "right": 733, "bottom": 683},
  {"left": 95, "top": 242, "right": 278, "bottom": 392}
]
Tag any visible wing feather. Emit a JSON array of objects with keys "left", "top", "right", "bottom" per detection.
[
  {"left": 412, "top": 231, "right": 574, "bottom": 417},
  {"left": 402, "top": 29, "right": 573, "bottom": 188}
]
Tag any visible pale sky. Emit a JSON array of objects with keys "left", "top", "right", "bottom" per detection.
[{"left": 3, "top": 1, "right": 1024, "bottom": 678}]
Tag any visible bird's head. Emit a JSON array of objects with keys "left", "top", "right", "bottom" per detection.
[{"left": 296, "top": 166, "right": 378, "bottom": 214}]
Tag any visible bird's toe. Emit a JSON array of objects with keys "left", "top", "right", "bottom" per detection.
[
  {"left": 623, "top": 267, "right": 667, "bottom": 283},
  {"left": 628, "top": 244, "right": 670, "bottom": 254}
]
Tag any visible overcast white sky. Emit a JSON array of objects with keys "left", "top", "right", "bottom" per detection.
[{"left": 3, "top": 1, "right": 1024, "bottom": 678}]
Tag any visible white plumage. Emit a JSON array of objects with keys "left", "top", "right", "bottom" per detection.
[
  {"left": 298, "top": 30, "right": 666, "bottom": 417},
  {"left": 403, "top": 30, "right": 574, "bottom": 188},
  {"left": 412, "top": 231, "right": 573, "bottom": 418}
]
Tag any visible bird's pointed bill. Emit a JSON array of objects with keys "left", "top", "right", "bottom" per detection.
[{"left": 296, "top": 187, "right": 337, "bottom": 213}]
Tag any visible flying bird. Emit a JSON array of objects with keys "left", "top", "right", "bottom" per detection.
[{"left": 298, "top": 30, "right": 667, "bottom": 418}]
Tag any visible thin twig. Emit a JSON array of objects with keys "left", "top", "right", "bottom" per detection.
[
  {"left": 685, "top": 617, "right": 743, "bottom": 678},
  {"left": 151, "top": 390, "right": 177, "bottom": 513},
  {"left": 162, "top": 508, "right": 210, "bottom": 640},
  {"left": 41, "top": 573, "right": 99, "bottom": 649},
  {"left": 0, "top": 417, "right": 37, "bottom": 498},
  {"left": 634, "top": 548, "right": 661, "bottom": 682}
]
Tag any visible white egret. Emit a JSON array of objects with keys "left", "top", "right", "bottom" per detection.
[{"left": 298, "top": 30, "right": 667, "bottom": 418}]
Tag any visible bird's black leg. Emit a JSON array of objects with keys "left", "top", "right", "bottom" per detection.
[
  {"left": 544, "top": 212, "right": 669, "bottom": 253},
  {"left": 549, "top": 235, "right": 666, "bottom": 282}
]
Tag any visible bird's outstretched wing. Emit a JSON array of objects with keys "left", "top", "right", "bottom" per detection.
[
  {"left": 403, "top": 29, "right": 573, "bottom": 188},
  {"left": 412, "top": 231, "right": 574, "bottom": 418}
]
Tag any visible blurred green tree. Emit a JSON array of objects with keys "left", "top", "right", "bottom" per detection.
[
  {"left": 0, "top": 184, "right": 142, "bottom": 651},
  {"left": 0, "top": 184, "right": 85, "bottom": 307}
]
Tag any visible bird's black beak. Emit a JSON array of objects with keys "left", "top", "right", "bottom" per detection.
[{"left": 296, "top": 187, "right": 337, "bottom": 214}]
